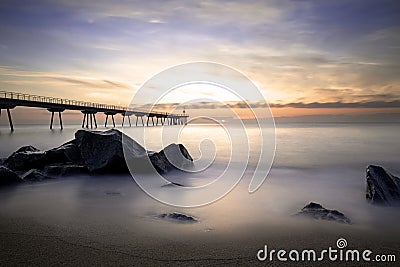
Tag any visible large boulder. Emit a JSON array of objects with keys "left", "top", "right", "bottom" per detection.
[
  {"left": 4, "top": 142, "right": 83, "bottom": 171},
  {"left": 4, "top": 146, "right": 47, "bottom": 171},
  {"left": 158, "top": 143, "right": 193, "bottom": 171},
  {"left": 296, "top": 202, "right": 351, "bottom": 224},
  {"left": 3, "top": 129, "right": 194, "bottom": 178},
  {"left": 75, "top": 129, "right": 193, "bottom": 174},
  {"left": 366, "top": 165, "right": 400, "bottom": 205},
  {"left": 45, "top": 140, "right": 83, "bottom": 164},
  {"left": 75, "top": 129, "right": 148, "bottom": 173},
  {"left": 0, "top": 166, "right": 23, "bottom": 185}
]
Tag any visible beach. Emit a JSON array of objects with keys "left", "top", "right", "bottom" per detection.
[{"left": 0, "top": 123, "right": 400, "bottom": 266}]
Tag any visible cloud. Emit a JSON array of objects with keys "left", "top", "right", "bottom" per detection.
[
  {"left": 270, "top": 100, "right": 400, "bottom": 109},
  {"left": 0, "top": 66, "right": 132, "bottom": 90},
  {"left": 140, "top": 99, "right": 400, "bottom": 111}
]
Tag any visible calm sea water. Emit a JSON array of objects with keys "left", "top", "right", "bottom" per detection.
[
  {"left": 1, "top": 122, "right": 399, "bottom": 170},
  {"left": 0, "top": 122, "right": 400, "bottom": 246}
]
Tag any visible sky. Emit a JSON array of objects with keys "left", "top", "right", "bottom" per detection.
[{"left": 0, "top": 0, "right": 399, "bottom": 122}]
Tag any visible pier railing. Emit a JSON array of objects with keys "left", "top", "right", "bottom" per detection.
[{"left": 0, "top": 90, "right": 185, "bottom": 117}]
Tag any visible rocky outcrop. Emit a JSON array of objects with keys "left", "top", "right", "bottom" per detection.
[
  {"left": 45, "top": 140, "right": 83, "bottom": 165},
  {"left": 3, "top": 142, "right": 83, "bottom": 171},
  {"left": 158, "top": 143, "right": 193, "bottom": 170},
  {"left": 296, "top": 202, "right": 351, "bottom": 224},
  {"left": 366, "top": 165, "right": 400, "bottom": 205},
  {"left": 75, "top": 129, "right": 193, "bottom": 174},
  {"left": 158, "top": 212, "right": 198, "bottom": 223},
  {"left": 1, "top": 129, "right": 193, "bottom": 186},
  {"left": 4, "top": 146, "right": 47, "bottom": 171},
  {"left": 0, "top": 166, "right": 23, "bottom": 185}
]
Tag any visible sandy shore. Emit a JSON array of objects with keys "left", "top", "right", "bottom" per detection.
[
  {"left": 1, "top": 216, "right": 399, "bottom": 266},
  {"left": 0, "top": 174, "right": 399, "bottom": 266}
]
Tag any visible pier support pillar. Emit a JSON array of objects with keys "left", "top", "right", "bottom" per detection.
[
  {"left": 104, "top": 112, "right": 117, "bottom": 128},
  {"left": 93, "top": 114, "right": 97, "bottom": 128},
  {"left": 81, "top": 111, "right": 97, "bottom": 129},
  {"left": 48, "top": 108, "right": 65, "bottom": 130},
  {"left": 0, "top": 106, "right": 16, "bottom": 131},
  {"left": 6, "top": 108, "right": 14, "bottom": 131}
]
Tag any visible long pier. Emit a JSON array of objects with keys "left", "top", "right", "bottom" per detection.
[{"left": 0, "top": 91, "right": 188, "bottom": 131}]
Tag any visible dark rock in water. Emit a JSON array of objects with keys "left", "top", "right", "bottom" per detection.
[
  {"left": 158, "top": 143, "right": 193, "bottom": 171},
  {"left": 75, "top": 129, "right": 148, "bottom": 173},
  {"left": 159, "top": 212, "right": 198, "bottom": 223},
  {"left": 4, "top": 146, "right": 47, "bottom": 171},
  {"left": 3, "top": 129, "right": 193, "bottom": 179},
  {"left": 44, "top": 164, "right": 88, "bottom": 176},
  {"left": 0, "top": 166, "right": 22, "bottom": 185},
  {"left": 45, "top": 140, "right": 83, "bottom": 165},
  {"left": 75, "top": 129, "right": 193, "bottom": 174},
  {"left": 21, "top": 169, "right": 54, "bottom": 181},
  {"left": 366, "top": 165, "right": 400, "bottom": 206},
  {"left": 296, "top": 202, "right": 351, "bottom": 224},
  {"left": 148, "top": 152, "right": 169, "bottom": 173},
  {"left": 15, "top": 145, "right": 40, "bottom": 153},
  {"left": 4, "top": 143, "right": 82, "bottom": 171}
]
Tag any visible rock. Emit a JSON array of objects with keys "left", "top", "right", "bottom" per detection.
[
  {"left": 45, "top": 140, "right": 83, "bottom": 164},
  {"left": 366, "top": 165, "right": 400, "bottom": 205},
  {"left": 157, "top": 144, "right": 193, "bottom": 171},
  {"left": 4, "top": 146, "right": 47, "bottom": 171},
  {"left": 0, "top": 166, "right": 23, "bottom": 185},
  {"left": 15, "top": 145, "right": 40, "bottom": 153},
  {"left": 158, "top": 212, "right": 198, "bottom": 223},
  {"left": 44, "top": 164, "right": 88, "bottom": 176},
  {"left": 3, "top": 129, "right": 193, "bottom": 176},
  {"left": 4, "top": 143, "right": 82, "bottom": 172},
  {"left": 75, "top": 129, "right": 147, "bottom": 173},
  {"left": 296, "top": 202, "right": 351, "bottom": 224},
  {"left": 74, "top": 129, "right": 193, "bottom": 174},
  {"left": 148, "top": 152, "right": 169, "bottom": 173},
  {"left": 21, "top": 169, "right": 54, "bottom": 181}
]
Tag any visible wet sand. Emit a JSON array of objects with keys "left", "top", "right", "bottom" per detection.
[{"left": 0, "top": 174, "right": 399, "bottom": 266}]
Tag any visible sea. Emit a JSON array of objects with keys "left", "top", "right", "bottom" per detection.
[{"left": 0, "top": 122, "right": 400, "bottom": 263}]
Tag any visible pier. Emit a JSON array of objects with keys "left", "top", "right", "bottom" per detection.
[{"left": 0, "top": 91, "right": 188, "bottom": 131}]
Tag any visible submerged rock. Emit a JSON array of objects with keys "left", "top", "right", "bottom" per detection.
[
  {"left": 159, "top": 212, "right": 198, "bottom": 223},
  {"left": 366, "top": 165, "right": 400, "bottom": 206},
  {"left": 0, "top": 166, "right": 22, "bottom": 185},
  {"left": 296, "top": 202, "right": 351, "bottom": 224}
]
